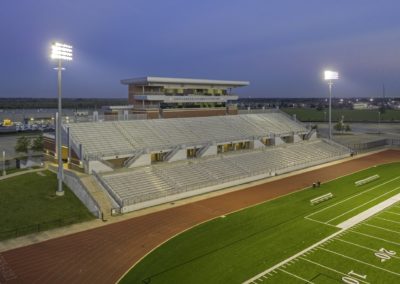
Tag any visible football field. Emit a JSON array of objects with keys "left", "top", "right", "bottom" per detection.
[{"left": 247, "top": 202, "right": 400, "bottom": 283}]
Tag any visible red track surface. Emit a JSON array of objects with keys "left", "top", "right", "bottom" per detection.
[{"left": 1, "top": 150, "right": 400, "bottom": 283}]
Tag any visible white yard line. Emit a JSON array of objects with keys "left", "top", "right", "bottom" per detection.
[
  {"left": 348, "top": 230, "right": 400, "bottom": 247},
  {"left": 363, "top": 223, "right": 400, "bottom": 234},
  {"left": 328, "top": 187, "right": 400, "bottom": 224},
  {"left": 320, "top": 247, "right": 400, "bottom": 277},
  {"left": 375, "top": 216, "right": 400, "bottom": 225},
  {"left": 334, "top": 238, "right": 400, "bottom": 260},
  {"left": 242, "top": 229, "right": 345, "bottom": 284},
  {"left": 277, "top": 268, "right": 314, "bottom": 283},
  {"left": 336, "top": 193, "right": 400, "bottom": 228},
  {"left": 244, "top": 198, "right": 400, "bottom": 283},
  {"left": 299, "top": 257, "right": 370, "bottom": 284},
  {"left": 304, "top": 216, "right": 337, "bottom": 227},
  {"left": 305, "top": 176, "right": 400, "bottom": 219},
  {"left": 326, "top": 186, "right": 400, "bottom": 223}
]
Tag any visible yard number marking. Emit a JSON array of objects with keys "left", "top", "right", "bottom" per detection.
[
  {"left": 342, "top": 270, "right": 367, "bottom": 284},
  {"left": 375, "top": 248, "right": 396, "bottom": 262}
]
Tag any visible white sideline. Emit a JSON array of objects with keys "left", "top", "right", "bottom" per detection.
[
  {"left": 242, "top": 229, "right": 346, "bottom": 284},
  {"left": 337, "top": 193, "right": 400, "bottom": 229}
]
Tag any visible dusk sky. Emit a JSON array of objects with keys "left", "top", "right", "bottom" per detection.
[{"left": 1, "top": 0, "right": 400, "bottom": 98}]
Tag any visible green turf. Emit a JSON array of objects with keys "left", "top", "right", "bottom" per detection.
[
  {"left": 282, "top": 108, "right": 400, "bottom": 122},
  {"left": 262, "top": 203, "right": 400, "bottom": 283},
  {"left": 120, "top": 162, "right": 400, "bottom": 284},
  {"left": 0, "top": 170, "right": 94, "bottom": 240}
]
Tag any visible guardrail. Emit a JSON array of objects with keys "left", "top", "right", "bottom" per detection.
[
  {"left": 92, "top": 170, "right": 123, "bottom": 207},
  {"left": 0, "top": 213, "right": 91, "bottom": 241}
]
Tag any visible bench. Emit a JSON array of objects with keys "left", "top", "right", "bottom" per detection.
[
  {"left": 355, "top": 174, "right": 380, "bottom": 186},
  {"left": 310, "top": 192, "right": 333, "bottom": 205}
]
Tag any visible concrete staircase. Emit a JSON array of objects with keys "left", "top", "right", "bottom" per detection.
[{"left": 80, "top": 175, "right": 114, "bottom": 220}]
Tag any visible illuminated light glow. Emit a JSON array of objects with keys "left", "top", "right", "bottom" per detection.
[
  {"left": 324, "top": 70, "right": 339, "bottom": 80},
  {"left": 51, "top": 41, "right": 73, "bottom": 61}
]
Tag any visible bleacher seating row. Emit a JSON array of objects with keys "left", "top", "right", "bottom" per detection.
[
  {"left": 66, "top": 112, "right": 308, "bottom": 159},
  {"left": 99, "top": 139, "right": 350, "bottom": 210}
]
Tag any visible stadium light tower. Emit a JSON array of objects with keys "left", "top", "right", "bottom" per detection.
[
  {"left": 324, "top": 70, "right": 339, "bottom": 140},
  {"left": 51, "top": 42, "right": 73, "bottom": 196}
]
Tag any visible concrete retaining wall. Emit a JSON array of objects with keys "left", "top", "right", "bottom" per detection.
[{"left": 61, "top": 170, "right": 102, "bottom": 218}]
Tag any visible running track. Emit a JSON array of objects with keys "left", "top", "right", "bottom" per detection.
[{"left": 1, "top": 150, "right": 400, "bottom": 283}]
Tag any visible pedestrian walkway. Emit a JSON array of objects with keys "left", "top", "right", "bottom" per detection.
[{"left": 0, "top": 167, "right": 45, "bottom": 181}]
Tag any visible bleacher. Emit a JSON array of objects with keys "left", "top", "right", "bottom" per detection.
[
  {"left": 99, "top": 139, "right": 350, "bottom": 211},
  {"left": 66, "top": 112, "right": 308, "bottom": 159}
]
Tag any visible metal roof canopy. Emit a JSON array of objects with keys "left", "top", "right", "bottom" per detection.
[{"left": 121, "top": 76, "right": 249, "bottom": 87}]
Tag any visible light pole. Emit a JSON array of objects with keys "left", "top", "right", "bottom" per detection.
[
  {"left": 2, "top": 150, "right": 5, "bottom": 176},
  {"left": 378, "top": 111, "right": 381, "bottom": 134},
  {"left": 324, "top": 70, "right": 339, "bottom": 140},
  {"left": 51, "top": 42, "right": 73, "bottom": 196}
]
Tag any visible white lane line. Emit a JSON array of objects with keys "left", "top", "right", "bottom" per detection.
[
  {"left": 277, "top": 268, "right": 314, "bottom": 283},
  {"left": 363, "top": 223, "right": 400, "bottom": 234},
  {"left": 299, "top": 257, "right": 370, "bottom": 284},
  {"left": 349, "top": 230, "right": 400, "bottom": 247},
  {"left": 305, "top": 176, "right": 400, "bottom": 219},
  {"left": 328, "top": 187, "right": 400, "bottom": 224},
  {"left": 375, "top": 216, "right": 400, "bottom": 225},
  {"left": 320, "top": 247, "right": 400, "bottom": 277},
  {"left": 335, "top": 238, "right": 400, "bottom": 260}
]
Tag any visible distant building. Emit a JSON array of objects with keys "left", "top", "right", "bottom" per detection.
[
  {"left": 121, "top": 76, "right": 249, "bottom": 118},
  {"left": 352, "top": 102, "right": 379, "bottom": 110},
  {"left": 352, "top": 102, "right": 368, "bottom": 110}
]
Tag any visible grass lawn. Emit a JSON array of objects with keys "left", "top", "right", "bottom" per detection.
[
  {"left": 120, "top": 162, "right": 400, "bottom": 284},
  {"left": 0, "top": 170, "right": 94, "bottom": 240},
  {"left": 282, "top": 108, "right": 400, "bottom": 122}
]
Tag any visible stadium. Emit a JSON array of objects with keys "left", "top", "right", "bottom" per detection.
[
  {"left": 2, "top": 2, "right": 400, "bottom": 283},
  {"left": 1, "top": 89, "right": 400, "bottom": 283}
]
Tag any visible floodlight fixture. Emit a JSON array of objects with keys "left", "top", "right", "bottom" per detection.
[
  {"left": 51, "top": 42, "right": 73, "bottom": 61},
  {"left": 324, "top": 70, "right": 339, "bottom": 81},
  {"left": 50, "top": 41, "right": 73, "bottom": 196}
]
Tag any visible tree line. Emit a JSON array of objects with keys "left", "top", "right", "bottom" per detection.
[{"left": 0, "top": 98, "right": 127, "bottom": 109}]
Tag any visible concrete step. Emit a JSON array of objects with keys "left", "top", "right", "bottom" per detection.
[{"left": 80, "top": 175, "right": 114, "bottom": 220}]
